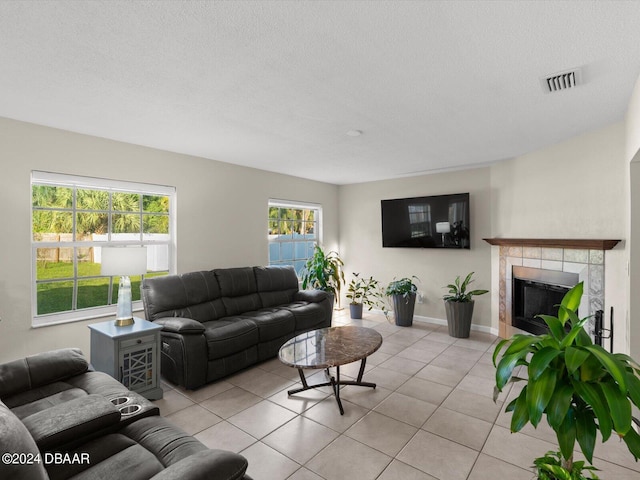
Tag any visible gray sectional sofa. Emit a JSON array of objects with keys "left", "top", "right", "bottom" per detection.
[
  {"left": 141, "top": 265, "right": 332, "bottom": 389},
  {"left": 0, "top": 348, "right": 250, "bottom": 480}
]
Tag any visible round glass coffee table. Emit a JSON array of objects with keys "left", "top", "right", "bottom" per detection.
[{"left": 278, "top": 326, "right": 383, "bottom": 415}]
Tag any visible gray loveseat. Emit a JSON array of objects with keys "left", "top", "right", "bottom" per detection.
[
  {"left": 141, "top": 265, "right": 332, "bottom": 389},
  {"left": 0, "top": 348, "right": 249, "bottom": 480}
]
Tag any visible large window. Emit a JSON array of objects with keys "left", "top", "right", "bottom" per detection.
[
  {"left": 268, "top": 200, "right": 321, "bottom": 275},
  {"left": 31, "top": 171, "right": 175, "bottom": 327}
]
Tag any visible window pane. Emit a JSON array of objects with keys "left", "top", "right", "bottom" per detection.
[
  {"left": 32, "top": 185, "right": 72, "bottom": 208},
  {"left": 143, "top": 214, "right": 169, "bottom": 234},
  {"left": 269, "top": 243, "right": 280, "bottom": 262},
  {"left": 281, "top": 242, "right": 293, "bottom": 261},
  {"left": 77, "top": 278, "right": 109, "bottom": 309},
  {"left": 32, "top": 211, "right": 73, "bottom": 241},
  {"left": 295, "top": 242, "right": 307, "bottom": 259},
  {"left": 77, "top": 189, "right": 108, "bottom": 210},
  {"left": 112, "top": 214, "right": 141, "bottom": 234},
  {"left": 112, "top": 192, "right": 140, "bottom": 212},
  {"left": 76, "top": 212, "right": 108, "bottom": 238},
  {"left": 77, "top": 249, "right": 99, "bottom": 277},
  {"left": 36, "top": 248, "right": 73, "bottom": 280},
  {"left": 142, "top": 195, "right": 169, "bottom": 213},
  {"left": 37, "top": 280, "right": 73, "bottom": 315}
]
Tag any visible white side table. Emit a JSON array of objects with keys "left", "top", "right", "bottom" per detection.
[{"left": 89, "top": 317, "right": 163, "bottom": 400}]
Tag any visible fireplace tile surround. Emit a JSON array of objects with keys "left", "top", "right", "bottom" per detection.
[{"left": 484, "top": 239, "right": 620, "bottom": 339}]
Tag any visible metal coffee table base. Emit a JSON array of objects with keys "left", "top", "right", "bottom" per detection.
[{"left": 287, "top": 358, "right": 376, "bottom": 415}]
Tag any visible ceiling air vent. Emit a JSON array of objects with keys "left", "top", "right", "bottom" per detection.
[{"left": 541, "top": 68, "right": 582, "bottom": 93}]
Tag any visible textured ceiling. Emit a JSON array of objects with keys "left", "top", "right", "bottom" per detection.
[{"left": 1, "top": 1, "right": 640, "bottom": 185}]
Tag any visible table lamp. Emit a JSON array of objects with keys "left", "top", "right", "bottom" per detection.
[
  {"left": 101, "top": 246, "right": 147, "bottom": 326},
  {"left": 435, "top": 222, "right": 451, "bottom": 246}
]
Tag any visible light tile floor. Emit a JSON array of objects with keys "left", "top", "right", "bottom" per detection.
[{"left": 155, "top": 310, "right": 640, "bottom": 479}]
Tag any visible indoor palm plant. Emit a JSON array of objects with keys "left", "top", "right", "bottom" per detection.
[
  {"left": 385, "top": 276, "right": 419, "bottom": 326},
  {"left": 493, "top": 282, "right": 640, "bottom": 479},
  {"left": 346, "top": 272, "right": 382, "bottom": 319},
  {"left": 300, "top": 245, "right": 344, "bottom": 306},
  {"left": 443, "top": 271, "right": 488, "bottom": 338}
]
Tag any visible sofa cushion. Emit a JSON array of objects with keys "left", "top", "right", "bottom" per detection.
[
  {"left": 5, "top": 383, "right": 88, "bottom": 419},
  {"left": 216, "top": 267, "right": 262, "bottom": 316},
  {"left": 0, "top": 400, "right": 48, "bottom": 480},
  {"left": 202, "top": 319, "right": 259, "bottom": 360},
  {"left": 242, "top": 308, "right": 296, "bottom": 342},
  {"left": 0, "top": 348, "right": 88, "bottom": 398},
  {"left": 142, "top": 271, "right": 226, "bottom": 322},
  {"left": 22, "top": 394, "right": 121, "bottom": 450},
  {"left": 283, "top": 301, "right": 331, "bottom": 331},
  {"left": 254, "top": 265, "right": 299, "bottom": 308}
]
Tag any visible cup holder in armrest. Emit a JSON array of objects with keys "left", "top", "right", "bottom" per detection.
[
  {"left": 110, "top": 396, "right": 131, "bottom": 406},
  {"left": 119, "top": 404, "right": 142, "bottom": 416}
]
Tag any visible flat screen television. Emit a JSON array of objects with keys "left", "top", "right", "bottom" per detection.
[{"left": 381, "top": 193, "right": 470, "bottom": 249}]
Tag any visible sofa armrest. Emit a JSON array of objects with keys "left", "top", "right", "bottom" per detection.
[
  {"left": 150, "top": 450, "right": 248, "bottom": 480},
  {"left": 22, "top": 394, "right": 121, "bottom": 450},
  {"left": 294, "top": 289, "right": 329, "bottom": 303},
  {"left": 0, "top": 348, "right": 89, "bottom": 398},
  {"left": 155, "top": 317, "right": 205, "bottom": 334}
]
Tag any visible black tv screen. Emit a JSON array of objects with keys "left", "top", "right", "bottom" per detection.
[{"left": 381, "top": 193, "right": 470, "bottom": 249}]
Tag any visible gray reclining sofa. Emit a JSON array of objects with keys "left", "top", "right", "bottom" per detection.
[
  {"left": 0, "top": 348, "right": 250, "bottom": 480},
  {"left": 141, "top": 265, "right": 332, "bottom": 389}
]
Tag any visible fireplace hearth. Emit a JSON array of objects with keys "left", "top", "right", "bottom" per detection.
[{"left": 512, "top": 266, "right": 578, "bottom": 335}]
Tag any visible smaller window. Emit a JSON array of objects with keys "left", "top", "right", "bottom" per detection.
[{"left": 268, "top": 200, "right": 322, "bottom": 276}]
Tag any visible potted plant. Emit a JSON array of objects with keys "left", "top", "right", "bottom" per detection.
[
  {"left": 385, "top": 276, "right": 419, "bottom": 326},
  {"left": 493, "top": 282, "right": 640, "bottom": 479},
  {"left": 346, "top": 273, "right": 382, "bottom": 319},
  {"left": 300, "top": 245, "right": 344, "bottom": 307},
  {"left": 443, "top": 271, "right": 488, "bottom": 338}
]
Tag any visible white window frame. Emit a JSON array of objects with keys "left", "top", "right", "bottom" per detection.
[
  {"left": 31, "top": 171, "right": 177, "bottom": 327},
  {"left": 268, "top": 199, "right": 322, "bottom": 276}
]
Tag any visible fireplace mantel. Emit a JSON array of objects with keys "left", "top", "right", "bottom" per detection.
[{"left": 483, "top": 238, "right": 620, "bottom": 250}]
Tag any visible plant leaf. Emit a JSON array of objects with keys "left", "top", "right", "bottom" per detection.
[
  {"left": 496, "top": 348, "right": 532, "bottom": 391},
  {"left": 559, "top": 317, "right": 589, "bottom": 349},
  {"left": 557, "top": 408, "right": 576, "bottom": 463},
  {"left": 537, "top": 314, "right": 565, "bottom": 342},
  {"left": 492, "top": 338, "right": 511, "bottom": 367},
  {"left": 622, "top": 424, "right": 640, "bottom": 460},
  {"left": 529, "top": 346, "right": 562, "bottom": 381},
  {"left": 626, "top": 372, "right": 640, "bottom": 408},
  {"left": 546, "top": 383, "right": 574, "bottom": 429},
  {"left": 527, "top": 367, "right": 557, "bottom": 427},
  {"left": 510, "top": 385, "right": 530, "bottom": 432},
  {"left": 558, "top": 282, "right": 583, "bottom": 324},
  {"left": 572, "top": 380, "right": 613, "bottom": 442},
  {"left": 583, "top": 345, "right": 627, "bottom": 393},
  {"left": 565, "top": 347, "right": 589, "bottom": 375},
  {"left": 504, "top": 334, "right": 543, "bottom": 356},
  {"left": 575, "top": 408, "right": 596, "bottom": 464},
  {"left": 600, "top": 381, "right": 632, "bottom": 435}
]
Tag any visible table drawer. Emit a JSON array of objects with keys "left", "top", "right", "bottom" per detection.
[{"left": 120, "top": 334, "right": 155, "bottom": 349}]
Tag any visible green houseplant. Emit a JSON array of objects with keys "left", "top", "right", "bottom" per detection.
[
  {"left": 385, "top": 276, "right": 419, "bottom": 326},
  {"left": 443, "top": 271, "right": 488, "bottom": 338},
  {"left": 346, "top": 273, "right": 382, "bottom": 319},
  {"left": 493, "top": 282, "right": 640, "bottom": 478},
  {"left": 300, "top": 245, "right": 344, "bottom": 306}
]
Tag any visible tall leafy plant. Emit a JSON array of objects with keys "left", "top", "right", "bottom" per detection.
[
  {"left": 493, "top": 282, "right": 640, "bottom": 476},
  {"left": 300, "top": 245, "right": 345, "bottom": 299},
  {"left": 346, "top": 273, "right": 382, "bottom": 309}
]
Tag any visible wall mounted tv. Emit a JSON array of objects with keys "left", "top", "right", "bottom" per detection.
[{"left": 381, "top": 193, "right": 470, "bottom": 249}]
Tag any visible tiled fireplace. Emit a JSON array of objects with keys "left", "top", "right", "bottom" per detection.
[{"left": 484, "top": 239, "right": 620, "bottom": 341}]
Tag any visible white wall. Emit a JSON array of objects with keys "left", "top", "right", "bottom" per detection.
[
  {"left": 338, "top": 168, "right": 493, "bottom": 329},
  {"left": 490, "top": 122, "right": 628, "bottom": 351},
  {"left": 0, "top": 117, "right": 339, "bottom": 363},
  {"left": 626, "top": 74, "right": 640, "bottom": 357}
]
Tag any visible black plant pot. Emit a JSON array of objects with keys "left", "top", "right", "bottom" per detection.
[
  {"left": 392, "top": 293, "right": 416, "bottom": 327},
  {"left": 350, "top": 303, "right": 363, "bottom": 319},
  {"left": 444, "top": 300, "right": 474, "bottom": 338}
]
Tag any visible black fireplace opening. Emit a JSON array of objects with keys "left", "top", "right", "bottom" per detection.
[{"left": 512, "top": 267, "right": 579, "bottom": 336}]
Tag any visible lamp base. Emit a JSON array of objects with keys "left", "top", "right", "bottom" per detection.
[{"left": 114, "top": 317, "right": 135, "bottom": 327}]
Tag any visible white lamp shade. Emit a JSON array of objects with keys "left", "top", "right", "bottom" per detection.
[
  {"left": 435, "top": 222, "right": 451, "bottom": 234},
  {"left": 101, "top": 247, "right": 147, "bottom": 276}
]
